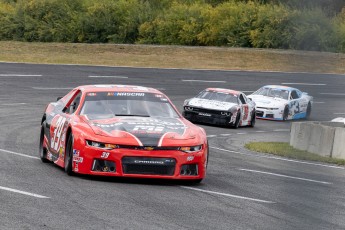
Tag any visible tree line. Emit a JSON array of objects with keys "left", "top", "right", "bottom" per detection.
[{"left": 0, "top": 0, "right": 344, "bottom": 52}]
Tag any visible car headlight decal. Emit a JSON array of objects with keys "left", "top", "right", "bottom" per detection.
[
  {"left": 179, "top": 145, "right": 202, "bottom": 153},
  {"left": 86, "top": 140, "right": 119, "bottom": 150}
]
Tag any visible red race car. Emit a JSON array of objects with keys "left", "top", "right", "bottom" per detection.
[{"left": 39, "top": 85, "right": 208, "bottom": 183}]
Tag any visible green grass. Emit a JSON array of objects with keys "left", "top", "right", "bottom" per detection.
[
  {"left": 245, "top": 142, "right": 345, "bottom": 166},
  {"left": 1, "top": 41, "right": 345, "bottom": 74}
]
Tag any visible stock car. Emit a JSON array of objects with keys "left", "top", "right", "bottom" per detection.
[
  {"left": 247, "top": 85, "right": 313, "bottom": 121},
  {"left": 39, "top": 85, "right": 208, "bottom": 183},
  {"left": 182, "top": 88, "right": 256, "bottom": 128}
]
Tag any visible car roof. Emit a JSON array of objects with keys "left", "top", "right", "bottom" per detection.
[
  {"left": 205, "top": 88, "right": 242, "bottom": 95},
  {"left": 77, "top": 85, "right": 163, "bottom": 94},
  {"left": 262, "top": 85, "right": 298, "bottom": 92}
]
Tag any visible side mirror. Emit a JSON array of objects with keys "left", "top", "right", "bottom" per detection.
[
  {"left": 57, "top": 96, "right": 63, "bottom": 101},
  {"left": 247, "top": 98, "right": 252, "bottom": 101}
]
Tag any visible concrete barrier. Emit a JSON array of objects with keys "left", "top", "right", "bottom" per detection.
[
  {"left": 290, "top": 121, "right": 344, "bottom": 159},
  {"left": 332, "top": 128, "right": 345, "bottom": 159}
]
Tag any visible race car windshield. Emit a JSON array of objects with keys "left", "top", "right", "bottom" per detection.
[
  {"left": 196, "top": 90, "right": 239, "bottom": 104},
  {"left": 80, "top": 92, "right": 180, "bottom": 120},
  {"left": 252, "top": 88, "right": 289, "bottom": 100}
]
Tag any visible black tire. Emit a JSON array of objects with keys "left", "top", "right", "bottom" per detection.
[
  {"left": 191, "top": 179, "right": 203, "bottom": 184},
  {"left": 306, "top": 103, "right": 311, "bottom": 119},
  {"left": 39, "top": 125, "right": 50, "bottom": 163},
  {"left": 233, "top": 111, "right": 241, "bottom": 129},
  {"left": 283, "top": 106, "right": 289, "bottom": 121},
  {"left": 64, "top": 134, "right": 74, "bottom": 176},
  {"left": 249, "top": 110, "right": 256, "bottom": 127}
]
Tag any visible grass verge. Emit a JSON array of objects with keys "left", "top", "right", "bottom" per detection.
[
  {"left": 0, "top": 41, "right": 345, "bottom": 74},
  {"left": 245, "top": 142, "right": 345, "bottom": 166}
]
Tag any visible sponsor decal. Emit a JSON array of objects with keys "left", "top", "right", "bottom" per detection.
[
  {"left": 87, "top": 93, "right": 97, "bottom": 96},
  {"left": 73, "top": 156, "right": 83, "bottom": 163},
  {"left": 114, "top": 92, "right": 145, "bottom": 97},
  {"left": 50, "top": 116, "right": 67, "bottom": 152},
  {"left": 198, "top": 112, "right": 211, "bottom": 117},
  {"left": 187, "top": 156, "right": 194, "bottom": 161},
  {"left": 101, "top": 152, "right": 110, "bottom": 159},
  {"left": 144, "top": 147, "right": 154, "bottom": 151},
  {"left": 59, "top": 147, "right": 64, "bottom": 159},
  {"left": 73, "top": 149, "right": 80, "bottom": 156},
  {"left": 74, "top": 163, "right": 79, "bottom": 172},
  {"left": 132, "top": 125, "right": 164, "bottom": 134}
]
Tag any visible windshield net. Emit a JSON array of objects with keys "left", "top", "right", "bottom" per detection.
[
  {"left": 252, "top": 87, "right": 289, "bottom": 100},
  {"left": 196, "top": 90, "right": 239, "bottom": 104},
  {"left": 80, "top": 92, "right": 179, "bottom": 120}
]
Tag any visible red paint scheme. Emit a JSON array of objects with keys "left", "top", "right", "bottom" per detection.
[{"left": 40, "top": 85, "right": 208, "bottom": 181}]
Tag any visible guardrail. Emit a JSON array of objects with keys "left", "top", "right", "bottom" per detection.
[{"left": 290, "top": 121, "right": 345, "bottom": 160}]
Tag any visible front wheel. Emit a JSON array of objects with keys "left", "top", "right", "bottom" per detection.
[
  {"left": 306, "top": 103, "right": 311, "bottom": 119},
  {"left": 283, "top": 106, "right": 289, "bottom": 121},
  {"left": 233, "top": 111, "right": 241, "bottom": 129},
  {"left": 249, "top": 111, "right": 256, "bottom": 127},
  {"left": 64, "top": 134, "right": 74, "bottom": 176},
  {"left": 39, "top": 125, "right": 50, "bottom": 163}
]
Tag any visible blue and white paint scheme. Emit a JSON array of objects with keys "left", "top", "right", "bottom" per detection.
[{"left": 247, "top": 85, "right": 313, "bottom": 121}]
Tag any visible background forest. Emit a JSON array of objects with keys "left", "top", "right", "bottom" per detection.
[{"left": 0, "top": 0, "right": 344, "bottom": 52}]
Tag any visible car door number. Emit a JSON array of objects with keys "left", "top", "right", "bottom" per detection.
[{"left": 51, "top": 116, "right": 67, "bottom": 151}]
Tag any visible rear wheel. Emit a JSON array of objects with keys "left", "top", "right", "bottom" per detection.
[
  {"left": 283, "top": 106, "right": 289, "bottom": 121},
  {"left": 306, "top": 103, "right": 311, "bottom": 119},
  {"left": 64, "top": 134, "right": 74, "bottom": 176},
  {"left": 39, "top": 125, "right": 50, "bottom": 163}
]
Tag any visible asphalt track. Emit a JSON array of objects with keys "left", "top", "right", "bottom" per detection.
[{"left": 0, "top": 62, "right": 345, "bottom": 230}]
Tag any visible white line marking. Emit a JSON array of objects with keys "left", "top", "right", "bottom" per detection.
[
  {"left": 237, "top": 133, "right": 246, "bottom": 135},
  {"left": 89, "top": 75, "right": 128, "bottom": 78},
  {"left": 273, "top": 129, "right": 290, "bottom": 132},
  {"left": 0, "top": 74, "right": 42, "bottom": 77},
  {"left": 207, "top": 135, "right": 217, "bottom": 138},
  {"left": 0, "top": 186, "right": 49, "bottom": 199},
  {"left": 182, "top": 80, "right": 226, "bottom": 83},
  {"left": 239, "top": 168, "right": 332, "bottom": 185},
  {"left": 0, "top": 103, "right": 27, "bottom": 106},
  {"left": 32, "top": 87, "right": 74, "bottom": 90},
  {"left": 180, "top": 186, "right": 275, "bottom": 204},
  {"left": 211, "top": 146, "right": 345, "bottom": 169},
  {"left": 220, "top": 134, "right": 231, "bottom": 136},
  {"left": 282, "top": 83, "right": 326, "bottom": 86},
  {"left": 313, "top": 101, "right": 325, "bottom": 104},
  {"left": 255, "top": 131, "right": 266, "bottom": 133},
  {"left": 0, "top": 148, "right": 40, "bottom": 160},
  {"left": 320, "top": 93, "right": 345, "bottom": 96}
]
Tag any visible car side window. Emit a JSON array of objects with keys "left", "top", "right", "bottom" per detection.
[
  {"left": 65, "top": 92, "right": 82, "bottom": 114},
  {"left": 239, "top": 94, "right": 246, "bottom": 104},
  {"left": 291, "top": 90, "right": 299, "bottom": 100}
]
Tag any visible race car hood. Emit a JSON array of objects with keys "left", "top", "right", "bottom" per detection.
[
  {"left": 248, "top": 95, "right": 287, "bottom": 108},
  {"left": 187, "top": 98, "right": 237, "bottom": 111},
  {"left": 83, "top": 116, "right": 197, "bottom": 146}
]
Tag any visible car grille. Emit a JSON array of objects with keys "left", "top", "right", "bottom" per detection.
[
  {"left": 185, "top": 106, "right": 222, "bottom": 115},
  {"left": 256, "top": 111, "right": 264, "bottom": 117},
  {"left": 122, "top": 157, "right": 176, "bottom": 176}
]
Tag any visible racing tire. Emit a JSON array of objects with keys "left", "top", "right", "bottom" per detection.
[
  {"left": 249, "top": 111, "right": 256, "bottom": 127},
  {"left": 306, "top": 103, "right": 311, "bottom": 119},
  {"left": 39, "top": 125, "right": 50, "bottom": 163},
  {"left": 283, "top": 106, "right": 289, "bottom": 121},
  {"left": 64, "top": 134, "right": 74, "bottom": 176},
  {"left": 233, "top": 111, "right": 241, "bottom": 129}
]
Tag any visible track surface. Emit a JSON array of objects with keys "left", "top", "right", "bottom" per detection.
[{"left": 1, "top": 63, "right": 345, "bottom": 229}]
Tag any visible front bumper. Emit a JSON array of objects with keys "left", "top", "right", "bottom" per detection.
[
  {"left": 255, "top": 109, "right": 283, "bottom": 121},
  {"left": 72, "top": 145, "right": 207, "bottom": 180},
  {"left": 183, "top": 110, "right": 233, "bottom": 126}
]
